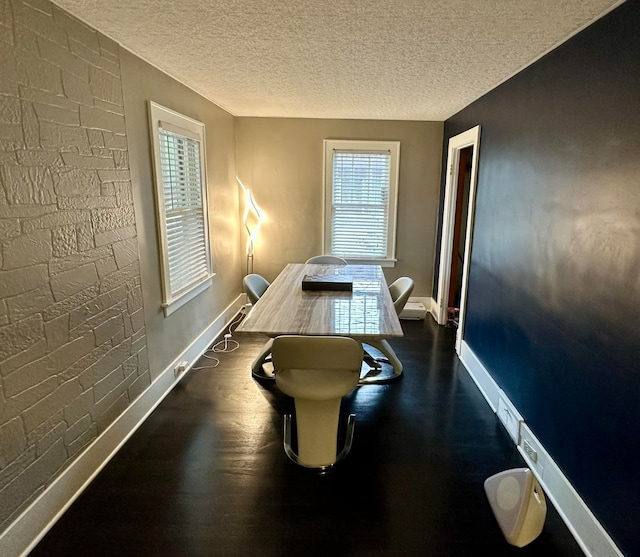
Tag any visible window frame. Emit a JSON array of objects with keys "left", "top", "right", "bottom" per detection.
[
  {"left": 323, "top": 139, "right": 400, "bottom": 267},
  {"left": 148, "top": 101, "right": 213, "bottom": 316}
]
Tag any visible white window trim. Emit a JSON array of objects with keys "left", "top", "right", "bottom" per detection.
[
  {"left": 148, "top": 101, "right": 214, "bottom": 316},
  {"left": 323, "top": 139, "right": 400, "bottom": 267}
]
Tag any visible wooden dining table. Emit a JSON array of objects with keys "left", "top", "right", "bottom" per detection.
[{"left": 236, "top": 263, "right": 405, "bottom": 383}]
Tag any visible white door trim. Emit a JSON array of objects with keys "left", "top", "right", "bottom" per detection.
[{"left": 435, "top": 125, "right": 481, "bottom": 353}]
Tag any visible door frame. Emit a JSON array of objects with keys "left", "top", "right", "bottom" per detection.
[{"left": 435, "top": 125, "right": 481, "bottom": 352}]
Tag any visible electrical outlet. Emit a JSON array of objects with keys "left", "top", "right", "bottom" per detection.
[
  {"left": 523, "top": 439, "right": 538, "bottom": 463},
  {"left": 174, "top": 360, "right": 188, "bottom": 377}
]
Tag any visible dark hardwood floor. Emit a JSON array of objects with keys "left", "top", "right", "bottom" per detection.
[{"left": 31, "top": 317, "right": 585, "bottom": 556}]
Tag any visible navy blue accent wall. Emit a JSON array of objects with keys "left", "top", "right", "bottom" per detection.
[{"left": 442, "top": 2, "right": 640, "bottom": 554}]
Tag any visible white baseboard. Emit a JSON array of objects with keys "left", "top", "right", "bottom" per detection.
[
  {"left": 458, "top": 340, "right": 623, "bottom": 557},
  {"left": 0, "top": 295, "right": 245, "bottom": 557}
]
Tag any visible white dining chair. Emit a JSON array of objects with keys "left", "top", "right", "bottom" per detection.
[
  {"left": 272, "top": 335, "right": 363, "bottom": 469},
  {"left": 242, "top": 274, "right": 274, "bottom": 380},
  {"left": 362, "top": 276, "right": 414, "bottom": 382},
  {"left": 305, "top": 255, "right": 348, "bottom": 265}
]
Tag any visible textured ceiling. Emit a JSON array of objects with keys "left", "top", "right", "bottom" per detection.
[{"left": 52, "top": 0, "right": 623, "bottom": 120}]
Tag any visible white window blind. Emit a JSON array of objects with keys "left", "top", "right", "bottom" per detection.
[
  {"left": 331, "top": 150, "right": 390, "bottom": 258},
  {"left": 324, "top": 140, "right": 400, "bottom": 266},
  {"left": 159, "top": 128, "right": 208, "bottom": 295},
  {"left": 149, "top": 102, "right": 212, "bottom": 316}
]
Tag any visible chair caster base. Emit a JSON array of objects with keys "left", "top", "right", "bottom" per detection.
[{"left": 283, "top": 413, "right": 356, "bottom": 470}]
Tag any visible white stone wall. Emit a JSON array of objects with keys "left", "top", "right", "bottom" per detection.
[{"left": 0, "top": 0, "right": 149, "bottom": 531}]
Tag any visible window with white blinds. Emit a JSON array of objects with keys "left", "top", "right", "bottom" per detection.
[
  {"left": 149, "top": 102, "right": 213, "bottom": 316},
  {"left": 323, "top": 140, "right": 400, "bottom": 266}
]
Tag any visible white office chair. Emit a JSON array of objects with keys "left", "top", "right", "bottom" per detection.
[
  {"left": 362, "top": 276, "right": 414, "bottom": 383},
  {"left": 272, "top": 335, "right": 363, "bottom": 469},
  {"left": 305, "top": 255, "right": 348, "bottom": 265},
  {"left": 242, "top": 274, "right": 274, "bottom": 380}
]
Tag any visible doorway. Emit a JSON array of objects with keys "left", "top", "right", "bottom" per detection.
[{"left": 436, "top": 126, "right": 481, "bottom": 353}]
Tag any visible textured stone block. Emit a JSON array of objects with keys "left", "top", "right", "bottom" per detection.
[
  {"left": 0, "top": 95, "right": 20, "bottom": 124},
  {"left": 0, "top": 264, "right": 48, "bottom": 299},
  {"left": 61, "top": 152, "right": 115, "bottom": 170},
  {"left": 103, "top": 131, "right": 127, "bottom": 151},
  {"left": 19, "top": 85, "right": 77, "bottom": 111},
  {"left": 86, "top": 337, "right": 131, "bottom": 383},
  {"left": 52, "top": 6, "right": 99, "bottom": 53},
  {"left": 87, "top": 129, "right": 104, "bottom": 147},
  {"left": 0, "top": 438, "right": 65, "bottom": 523},
  {"left": 61, "top": 70, "right": 93, "bottom": 106},
  {"left": 89, "top": 66, "right": 122, "bottom": 105},
  {"left": 93, "top": 313, "right": 123, "bottom": 346},
  {"left": 0, "top": 446, "right": 35, "bottom": 491},
  {"left": 137, "top": 346, "right": 149, "bottom": 375},
  {"left": 91, "top": 206, "right": 134, "bottom": 234},
  {"left": 21, "top": 100, "right": 40, "bottom": 149},
  {"left": 112, "top": 150, "right": 128, "bottom": 170},
  {"left": 1, "top": 165, "right": 55, "bottom": 205},
  {"left": 97, "top": 169, "right": 130, "bottom": 182},
  {"left": 93, "top": 365, "right": 124, "bottom": 402},
  {"left": 44, "top": 313, "right": 69, "bottom": 351},
  {"left": 15, "top": 49, "right": 63, "bottom": 93},
  {"left": 127, "top": 372, "right": 150, "bottom": 402},
  {"left": 3, "top": 228, "right": 52, "bottom": 270},
  {"left": 22, "top": 208, "right": 90, "bottom": 233},
  {"left": 126, "top": 283, "right": 143, "bottom": 314},
  {"left": 54, "top": 168, "right": 100, "bottom": 197},
  {"left": 22, "top": 0, "right": 53, "bottom": 16},
  {"left": 66, "top": 422, "right": 96, "bottom": 459},
  {"left": 41, "top": 283, "right": 98, "bottom": 321},
  {"left": 61, "top": 342, "right": 108, "bottom": 385},
  {"left": 113, "top": 182, "right": 133, "bottom": 206},
  {"left": 12, "top": 1, "right": 66, "bottom": 46},
  {"left": 0, "top": 122, "right": 24, "bottom": 150},
  {"left": 63, "top": 414, "right": 92, "bottom": 447},
  {"left": 57, "top": 195, "right": 116, "bottom": 210},
  {"left": 69, "top": 37, "right": 120, "bottom": 78},
  {"left": 52, "top": 223, "right": 78, "bottom": 257},
  {"left": 23, "top": 380, "right": 82, "bottom": 432},
  {"left": 0, "top": 313, "right": 44, "bottom": 362},
  {"left": 39, "top": 35, "right": 89, "bottom": 80},
  {"left": 13, "top": 22, "right": 39, "bottom": 58},
  {"left": 16, "top": 149, "right": 63, "bottom": 167},
  {"left": 130, "top": 308, "right": 145, "bottom": 333},
  {"left": 97, "top": 283, "right": 127, "bottom": 312},
  {"left": 75, "top": 220, "right": 94, "bottom": 251},
  {"left": 95, "top": 255, "right": 117, "bottom": 278},
  {"left": 113, "top": 237, "right": 139, "bottom": 270},
  {"left": 0, "top": 299, "right": 7, "bottom": 326},
  {"left": 0, "top": 337, "right": 46, "bottom": 377},
  {"left": 95, "top": 391, "right": 128, "bottom": 433},
  {"left": 99, "top": 260, "right": 139, "bottom": 293},
  {"left": 4, "top": 332, "right": 94, "bottom": 397},
  {"left": 0, "top": 418, "right": 26, "bottom": 467},
  {"left": 0, "top": 218, "right": 21, "bottom": 241},
  {"left": 63, "top": 388, "right": 93, "bottom": 425},
  {"left": 0, "top": 41, "right": 20, "bottom": 86},
  {"left": 39, "top": 120, "right": 89, "bottom": 151},
  {"left": 79, "top": 105, "right": 125, "bottom": 134},
  {"left": 34, "top": 101, "right": 80, "bottom": 126},
  {"left": 47, "top": 245, "right": 110, "bottom": 275},
  {"left": 32, "top": 417, "right": 65, "bottom": 457},
  {"left": 98, "top": 33, "right": 118, "bottom": 58},
  {"left": 50, "top": 262, "right": 98, "bottom": 302},
  {"left": 1, "top": 377, "right": 56, "bottom": 429},
  {"left": 122, "top": 352, "right": 137, "bottom": 378},
  {"left": 6, "top": 283, "right": 54, "bottom": 322}
]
